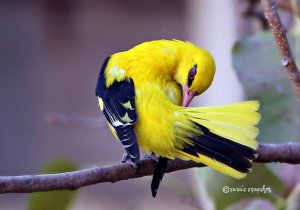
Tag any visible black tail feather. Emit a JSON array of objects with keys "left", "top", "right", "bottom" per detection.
[
  {"left": 183, "top": 122, "right": 257, "bottom": 173},
  {"left": 151, "top": 157, "right": 168, "bottom": 197}
]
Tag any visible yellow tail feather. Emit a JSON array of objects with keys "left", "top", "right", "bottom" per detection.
[{"left": 174, "top": 100, "right": 260, "bottom": 179}]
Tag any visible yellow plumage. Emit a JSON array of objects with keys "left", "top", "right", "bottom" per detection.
[
  {"left": 96, "top": 40, "right": 260, "bottom": 184},
  {"left": 175, "top": 101, "right": 259, "bottom": 178}
]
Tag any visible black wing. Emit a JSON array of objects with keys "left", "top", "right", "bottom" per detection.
[{"left": 96, "top": 56, "right": 140, "bottom": 164}]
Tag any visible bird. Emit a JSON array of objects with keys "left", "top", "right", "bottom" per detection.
[{"left": 95, "top": 40, "right": 260, "bottom": 197}]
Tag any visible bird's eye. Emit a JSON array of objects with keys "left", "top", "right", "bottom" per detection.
[
  {"left": 189, "top": 65, "right": 197, "bottom": 79},
  {"left": 187, "top": 64, "right": 197, "bottom": 87}
]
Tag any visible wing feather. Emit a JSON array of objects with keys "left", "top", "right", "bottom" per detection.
[{"left": 96, "top": 57, "right": 140, "bottom": 163}]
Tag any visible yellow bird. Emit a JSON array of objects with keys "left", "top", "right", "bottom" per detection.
[{"left": 95, "top": 40, "right": 260, "bottom": 197}]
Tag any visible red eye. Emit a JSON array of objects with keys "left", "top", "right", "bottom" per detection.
[
  {"left": 187, "top": 64, "right": 197, "bottom": 87},
  {"left": 188, "top": 64, "right": 197, "bottom": 79}
]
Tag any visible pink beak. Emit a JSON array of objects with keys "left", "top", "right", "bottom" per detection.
[{"left": 182, "top": 84, "right": 196, "bottom": 107}]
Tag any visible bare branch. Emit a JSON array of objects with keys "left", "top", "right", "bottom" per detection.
[
  {"left": 261, "top": 0, "right": 300, "bottom": 100},
  {"left": 45, "top": 113, "right": 107, "bottom": 129},
  {"left": 256, "top": 143, "right": 300, "bottom": 164},
  {"left": 0, "top": 143, "right": 300, "bottom": 194}
]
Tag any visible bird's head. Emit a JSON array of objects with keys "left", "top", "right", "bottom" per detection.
[{"left": 174, "top": 45, "right": 216, "bottom": 107}]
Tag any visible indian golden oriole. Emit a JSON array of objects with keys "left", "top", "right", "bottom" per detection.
[{"left": 95, "top": 40, "right": 260, "bottom": 197}]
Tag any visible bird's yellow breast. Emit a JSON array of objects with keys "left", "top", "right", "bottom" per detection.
[{"left": 133, "top": 81, "right": 182, "bottom": 158}]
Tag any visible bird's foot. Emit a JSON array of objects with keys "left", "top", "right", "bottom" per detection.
[
  {"left": 120, "top": 153, "right": 139, "bottom": 169},
  {"left": 144, "top": 152, "right": 159, "bottom": 162}
]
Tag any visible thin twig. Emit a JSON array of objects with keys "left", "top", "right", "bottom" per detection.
[
  {"left": 0, "top": 143, "right": 300, "bottom": 194},
  {"left": 261, "top": 0, "right": 300, "bottom": 100},
  {"left": 45, "top": 113, "right": 107, "bottom": 129}
]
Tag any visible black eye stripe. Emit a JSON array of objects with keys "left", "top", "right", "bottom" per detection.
[{"left": 187, "top": 64, "right": 197, "bottom": 87}]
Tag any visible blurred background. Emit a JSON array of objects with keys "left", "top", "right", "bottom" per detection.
[{"left": 0, "top": 0, "right": 300, "bottom": 209}]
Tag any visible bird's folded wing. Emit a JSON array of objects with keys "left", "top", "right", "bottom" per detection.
[
  {"left": 103, "top": 79, "right": 140, "bottom": 163},
  {"left": 95, "top": 57, "right": 140, "bottom": 163}
]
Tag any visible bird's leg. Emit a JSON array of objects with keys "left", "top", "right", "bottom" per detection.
[
  {"left": 120, "top": 153, "right": 139, "bottom": 169},
  {"left": 144, "top": 152, "right": 159, "bottom": 162}
]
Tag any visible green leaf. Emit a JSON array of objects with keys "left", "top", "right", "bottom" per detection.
[
  {"left": 27, "top": 159, "right": 78, "bottom": 210},
  {"left": 195, "top": 164, "right": 284, "bottom": 210},
  {"left": 232, "top": 32, "right": 300, "bottom": 144}
]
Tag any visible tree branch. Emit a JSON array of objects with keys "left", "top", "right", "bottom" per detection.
[
  {"left": 261, "top": 0, "right": 300, "bottom": 100},
  {"left": 0, "top": 143, "right": 300, "bottom": 194}
]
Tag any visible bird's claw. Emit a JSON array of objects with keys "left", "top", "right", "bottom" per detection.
[
  {"left": 120, "top": 153, "right": 130, "bottom": 163},
  {"left": 144, "top": 152, "right": 159, "bottom": 162},
  {"left": 120, "top": 153, "right": 139, "bottom": 170}
]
